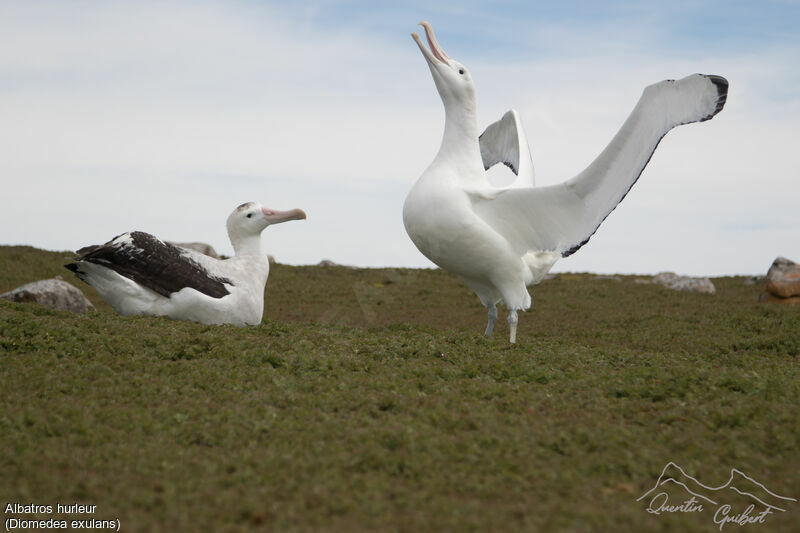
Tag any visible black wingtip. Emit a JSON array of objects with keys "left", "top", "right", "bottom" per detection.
[
  {"left": 706, "top": 74, "right": 729, "bottom": 93},
  {"left": 64, "top": 262, "right": 79, "bottom": 273},
  {"left": 701, "top": 74, "right": 728, "bottom": 121}
]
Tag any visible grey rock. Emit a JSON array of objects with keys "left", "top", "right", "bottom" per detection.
[
  {"left": 652, "top": 272, "right": 716, "bottom": 294},
  {"left": 169, "top": 241, "right": 220, "bottom": 258},
  {"left": 316, "top": 259, "right": 356, "bottom": 269},
  {"left": 1, "top": 278, "right": 95, "bottom": 314}
]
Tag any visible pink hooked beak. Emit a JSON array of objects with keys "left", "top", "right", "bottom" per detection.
[
  {"left": 261, "top": 207, "right": 306, "bottom": 224},
  {"left": 411, "top": 21, "right": 451, "bottom": 65}
]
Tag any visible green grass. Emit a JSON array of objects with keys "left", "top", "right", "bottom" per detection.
[{"left": 1, "top": 245, "right": 798, "bottom": 532}]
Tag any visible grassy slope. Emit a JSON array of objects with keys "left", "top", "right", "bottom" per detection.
[{"left": 1, "top": 246, "right": 798, "bottom": 532}]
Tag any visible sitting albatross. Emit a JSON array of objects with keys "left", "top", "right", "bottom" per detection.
[
  {"left": 403, "top": 21, "right": 728, "bottom": 343},
  {"left": 65, "top": 202, "right": 306, "bottom": 326}
]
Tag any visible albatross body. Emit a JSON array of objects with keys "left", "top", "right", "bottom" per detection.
[
  {"left": 403, "top": 21, "right": 728, "bottom": 342},
  {"left": 66, "top": 202, "right": 306, "bottom": 326}
]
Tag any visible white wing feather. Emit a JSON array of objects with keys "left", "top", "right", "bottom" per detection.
[
  {"left": 479, "top": 110, "right": 535, "bottom": 188},
  {"left": 472, "top": 74, "right": 727, "bottom": 257}
]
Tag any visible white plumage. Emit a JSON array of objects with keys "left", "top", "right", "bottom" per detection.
[
  {"left": 403, "top": 21, "right": 728, "bottom": 342},
  {"left": 66, "top": 202, "right": 306, "bottom": 326}
]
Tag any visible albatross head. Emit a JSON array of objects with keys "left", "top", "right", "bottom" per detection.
[
  {"left": 412, "top": 21, "right": 476, "bottom": 112},
  {"left": 227, "top": 202, "right": 306, "bottom": 254}
]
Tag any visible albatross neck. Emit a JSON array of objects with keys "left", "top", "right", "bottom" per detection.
[
  {"left": 231, "top": 234, "right": 264, "bottom": 258},
  {"left": 436, "top": 99, "right": 483, "bottom": 171}
]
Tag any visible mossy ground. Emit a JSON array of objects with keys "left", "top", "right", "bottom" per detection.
[{"left": 1, "top": 246, "right": 798, "bottom": 531}]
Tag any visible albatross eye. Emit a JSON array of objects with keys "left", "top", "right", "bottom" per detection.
[
  {"left": 459, "top": 69, "right": 464, "bottom": 75},
  {"left": 246, "top": 213, "right": 253, "bottom": 218}
]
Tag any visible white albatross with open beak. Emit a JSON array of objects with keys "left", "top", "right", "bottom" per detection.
[{"left": 403, "top": 21, "right": 728, "bottom": 343}]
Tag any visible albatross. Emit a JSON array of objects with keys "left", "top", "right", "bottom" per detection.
[
  {"left": 65, "top": 202, "right": 306, "bottom": 326},
  {"left": 403, "top": 21, "right": 728, "bottom": 343}
]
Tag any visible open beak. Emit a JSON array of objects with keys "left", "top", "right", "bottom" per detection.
[
  {"left": 411, "top": 21, "right": 450, "bottom": 67},
  {"left": 262, "top": 207, "right": 306, "bottom": 225}
]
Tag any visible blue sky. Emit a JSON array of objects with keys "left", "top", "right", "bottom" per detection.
[
  {"left": 1, "top": 1, "right": 798, "bottom": 275},
  {"left": 277, "top": 1, "right": 800, "bottom": 53}
]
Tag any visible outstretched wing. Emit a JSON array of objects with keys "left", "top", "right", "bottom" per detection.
[
  {"left": 479, "top": 110, "right": 535, "bottom": 188},
  {"left": 472, "top": 74, "right": 728, "bottom": 257},
  {"left": 70, "top": 231, "right": 232, "bottom": 298}
]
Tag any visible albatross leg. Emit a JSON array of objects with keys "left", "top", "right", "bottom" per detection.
[
  {"left": 485, "top": 304, "right": 498, "bottom": 336},
  {"left": 508, "top": 309, "right": 518, "bottom": 344}
]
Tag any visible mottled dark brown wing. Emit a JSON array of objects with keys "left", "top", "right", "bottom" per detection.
[{"left": 73, "top": 231, "right": 232, "bottom": 298}]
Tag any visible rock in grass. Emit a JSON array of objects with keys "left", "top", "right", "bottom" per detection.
[
  {"left": 593, "top": 275, "right": 622, "bottom": 282},
  {"left": 168, "top": 241, "right": 220, "bottom": 259},
  {"left": 652, "top": 272, "right": 716, "bottom": 294},
  {"left": 1, "top": 277, "right": 95, "bottom": 314},
  {"left": 758, "top": 292, "right": 800, "bottom": 306},
  {"left": 764, "top": 256, "right": 800, "bottom": 299},
  {"left": 170, "top": 242, "right": 275, "bottom": 263}
]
